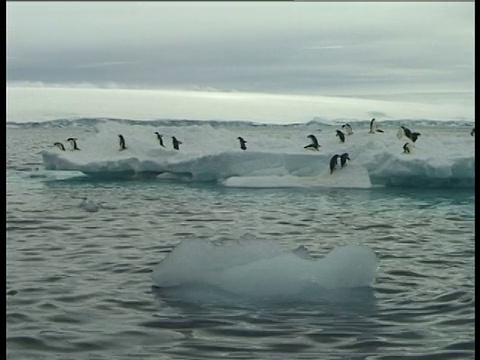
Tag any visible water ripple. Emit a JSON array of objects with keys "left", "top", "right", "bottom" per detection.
[{"left": 6, "top": 138, "right": 474, "bottom": 360}]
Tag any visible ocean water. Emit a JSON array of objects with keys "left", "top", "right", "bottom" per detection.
[{"left": 6, "top": 118, "right": 475, "bottom": 359}]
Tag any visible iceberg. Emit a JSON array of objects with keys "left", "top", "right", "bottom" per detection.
[
  {"left": 151, "top": 239, "right": 378, "bottom": 302},
  {"left": 39, "top": 120, "right": 474, "bottom": 188}
]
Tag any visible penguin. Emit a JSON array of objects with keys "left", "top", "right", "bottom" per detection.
[
  {"left": 54, "top": 142, "right": 66, "bottom": 151},
  {"left": 403, "top": 142, "right": 413, "bottom": 154},
  {"left": 399, "top": 126, "right": 420, "bottom": 142},
  {"left": 66, "top": 138, "right": 80, "bottom": 150},
  {"left": 400, "top": 125, "right": 412, "bottom": 139},
  {"left": 329, "top": 154, "right": 340, "bottom": 174},
  {"left": 471, "top": 128, "right": 475, "bottom": 137},
  {"left": 410, "top": 132, "right": 421, "bottom": 143},
  {"left": 237, "top": 136, "right": 247, "bottom": 150},
  {"left": 155, "top": 132, "right": 165, "bottom": 147},
  {"left": 370, "top": 118, "right": 384, "bottom": 133},
  {"left": 304, "top": 134, "right": 320, "bottom": 151},
  {"left": 118, "top": 134, "right": 127, "bottom": 151},
  {"left": 342, "top": 123, "right": 353, "bottom": 135},
  {"left": 172, "top": 136, "right": 182, "bottom": 150},
  {"left": 336, "top": 130, "right": 346, "bottom": 143},
  {"left": 369, "top": 118, "right": 376, "bottom": 134},
  {"left": 340, "top": 153, "right": 350, "bottom": 167}
]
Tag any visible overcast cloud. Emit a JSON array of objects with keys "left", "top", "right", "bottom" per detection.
[{"left": 7, "top": 2, "right": 474, "bottom": 96}]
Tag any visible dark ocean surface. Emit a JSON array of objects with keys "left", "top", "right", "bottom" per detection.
[{"left": 7, "top": 119, "right": 474, "bottom": 359}]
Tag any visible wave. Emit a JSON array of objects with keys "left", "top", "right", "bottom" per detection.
[{"left": 39, "top": 120, "right": 474, "bottom": 189}]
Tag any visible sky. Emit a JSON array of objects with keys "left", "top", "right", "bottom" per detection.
[{"left": 6, "top": 2, "right": 475, "bottom": 123}]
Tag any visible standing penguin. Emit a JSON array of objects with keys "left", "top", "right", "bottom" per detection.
[
  {"left": 118, "top": 134, "right": 127, "bottom": 151},
  {"left": 340, "top": 153, "right": 350, "bottom": 167},
  {"left": 66, "top": 138, "right": 81, "bottom": 150},
  {"left": 237, "top": 136, "right": 247, "bottom": 150},
  {"left": 304, "top": 134, "right": 320, "bottom": 151},
  {"left": 403, "top": 142, "right": 413, "bottom": 154},
  {"left": 342, "top": 123, "right": 353, "bottom": 135},
  {"left": 369, "top": 118, "right": 376, "bottom": 134},
  {"left": 369, "top": 118, "right": 384, "bottom": 133},
  {"left": 172, "top": 136, "right": 182, "bottom": 150},
  {"left": 155, "top": 132, "right": 165, "bottom": 147},
  {"left": 336, "top": 130, "right": 346, "bottom": 143},
  {"left": 329, "top": 154, "right": 340, "bottom": 174}
]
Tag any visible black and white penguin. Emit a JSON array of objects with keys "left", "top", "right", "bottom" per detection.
[
  {"left": 237, "top": 136, "right": 247, "bottom": 150},
  {"left": 403, "top": 142, "right": 413, "bottom": 154},
  {"left": 341, "top": 123, "right": 353, "bottom": 135},
  {"left": 398, "top": 125, "right": 420, "bottom": 142},
  {"left": 400, "top": 125, "right": 412, "bottom": 139},
  {"left": 369, "top": 118, "right": 384, "bottom": 133},
  {"left": 66, "top": 138, "right": 80, "bottom": 150},
  {"left": 340, "top": 153, "right": 350, "bottom": 167},
  {"left": 154, "top": 132, "right": 165, "bottom": 147},
  {"left": 471, "top": 128, "right": 475, "bottom": 137},
  {"left": 54, "top": 142, "right": 66, "bottom": 151},
  {"left": 336, "top": 130, "right": 346, "bottom": 143},
  {"left": 329, "top": 154, "right": 340, "bottom": 174},
  {"left": 118, "top": 134, "right": 127, "bottom": 151},
  {"left": 172, "top": 136, "right": 182, "bottom": 150},
  {"left": 369, "top": 118, "right": 376, "bottom": 134},
  {"left": 410, "top": 132, "right": 421, "bottom": 143},
  {"left": 304, "top": 134, "right": 320, "bottom": 151}
]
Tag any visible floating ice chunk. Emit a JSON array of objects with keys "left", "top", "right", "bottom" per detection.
[
  {"left": 79, "top": 197, "right": 100, "bottom": 212},
  {"left": 152, "top": 239, "right": 378, "bottom": 301}
]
